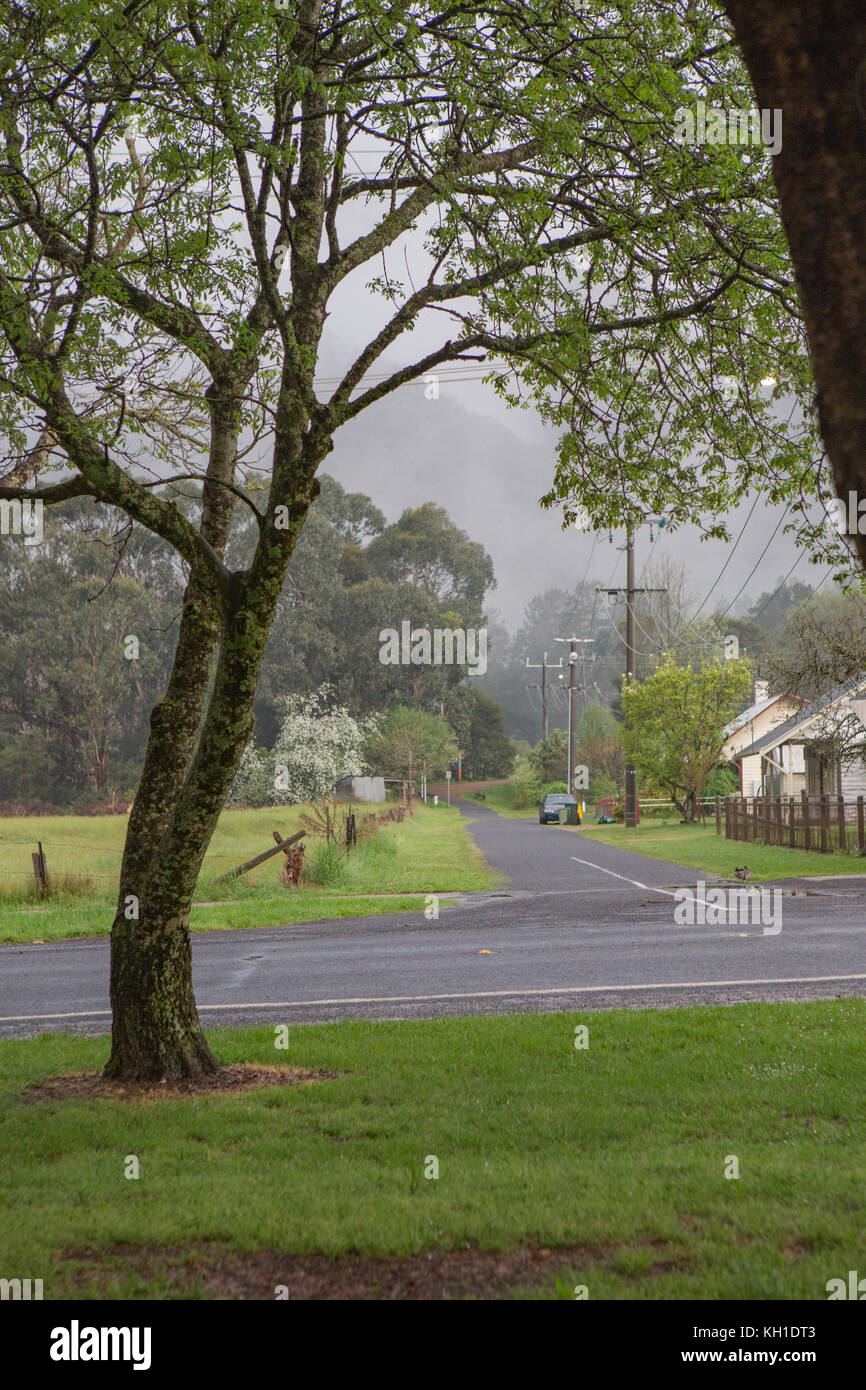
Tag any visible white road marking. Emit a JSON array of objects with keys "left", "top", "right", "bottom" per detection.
[
  {"left": 570, "top": 855, "right": 659, "bottom": 893},
  {"left": 570, "top": 856, "right": 778, "bottom": 919},
  {"left": 3, "top": 972, "right": 866, "bottom": 1023}
]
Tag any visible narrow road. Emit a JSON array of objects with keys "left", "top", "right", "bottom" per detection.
[{"left": 1, "top": 803, "right": 865, "bottom": 1038}]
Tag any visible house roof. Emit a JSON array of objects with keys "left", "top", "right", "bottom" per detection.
[
  {"left": 732, "top": 674, "right": 866, "bottom": 759},
  {"left": 723, "top": 693, "right": 793, "bottom": 740}
]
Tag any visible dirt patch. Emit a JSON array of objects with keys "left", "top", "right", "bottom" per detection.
[
  {"left": 20, "top": 1063, "right": 331, "bottom": 1104},
  {"left": 59, "top": 1239, "right": 687, "bottom": 1299}
]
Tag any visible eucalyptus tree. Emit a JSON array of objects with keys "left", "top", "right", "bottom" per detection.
[{"left": 0, "top": 0, "right": 811, "bottom": 1078}]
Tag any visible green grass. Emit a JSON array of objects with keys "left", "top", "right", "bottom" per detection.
[
  {"left": 0, "top": 803, "right": 493, "bottom": 944},
  {"left": 466, "top": 783, "right": 535, "bottom": 818},
  {"left": 1, "top": 1002, "right": 865, "bottom": 1299},
  {"left": 574, "top": 818, "right": 866, "bottom": 882}
]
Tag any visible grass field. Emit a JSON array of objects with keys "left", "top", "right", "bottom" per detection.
[
  {"left": 0, "top": 802, "right": 494, "bottom": 944},
  {"left": 574, "top": 819, "right": 866, "bottom": 881},
  {"left": 1, "top": 1001, "right": 864, "bottom": 1299},
  {"left": 463, "top": 784, "right": 535, "bottom": 818}
]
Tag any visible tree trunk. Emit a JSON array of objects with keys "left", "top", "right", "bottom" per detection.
[
  {"left": 105, "top": 910, "right": 217, "bottom": 1079},
  {"left": 105, "top": 390, "right": 256, "bottom": 1080},
  {"left": 724, "top": 1, "right": 866, "bottom": 572},
  {"left": 104, "top": 451, "right": 325, "bottom": 1080}
]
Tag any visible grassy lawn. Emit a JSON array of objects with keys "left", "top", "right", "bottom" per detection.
[
  {"left": 574, "top": 818, "right": 866, "bottom": 881},
  {"left": 0, "top": 803, "right": 493, "bottom": 944},
  {"left": 1, "top": 1001, "right": 864, "bottom": 1299}
]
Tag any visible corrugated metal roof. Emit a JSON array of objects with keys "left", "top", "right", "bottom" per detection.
[{"left": 732, "top": 674, "right": 866, "bottom": 758}]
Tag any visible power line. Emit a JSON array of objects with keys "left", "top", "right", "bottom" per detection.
[
  {"left": 685, "top": 492, "right": 762, "bottom": 626},
  {"left": 714, "top": 510, "right": 794, "bottom": 621}
]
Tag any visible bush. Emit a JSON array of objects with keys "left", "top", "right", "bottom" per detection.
[
  {"left": 705, "top": 764, "right": 740, "bottom": 797},
  {"left": 511, "top": 766, "right": 543, "bottom": 809},
  {"left": 304, "top": 839, "right": 348, "bottom": 887}
]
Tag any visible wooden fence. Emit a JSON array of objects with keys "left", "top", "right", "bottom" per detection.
[{"left": 720, "top": 793, "right": 866, "bottom": 853}]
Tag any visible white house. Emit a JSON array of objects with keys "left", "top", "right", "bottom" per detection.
[
  {"left": 721, "top": 681, "right": 805, "bottom": 796},
  {"left": 729, "top": 675, "right": 866, "bottom": 799}
]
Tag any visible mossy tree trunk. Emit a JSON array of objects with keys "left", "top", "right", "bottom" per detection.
[{"left": 724, "top": 0, "right": 866, "bottom": 573}]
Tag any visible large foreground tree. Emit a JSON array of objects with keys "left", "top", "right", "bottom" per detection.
[
  {"left": 722, "top": 1, "right": 866, "bottom": 576},
  {"left": 0, "top": 0, "right": 810, "bottom": 1078}
]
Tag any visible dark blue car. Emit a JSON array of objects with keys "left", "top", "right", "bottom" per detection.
[{"left": 539, "top": 793, "right": 582, "bottom": 825}]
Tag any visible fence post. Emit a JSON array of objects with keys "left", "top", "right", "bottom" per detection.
[
  {"left": 789, "top": 796, "right": 796, "bottom": 849},
  {"left": 775, "top": 799, "right": 783, "bottom": 847},
  {"left": 820, "top": 793, "right": 830, "bottom": 853},
  {"left": 802, "top": 791, "right": 811, "bottom": 852},
  {"left": 837, "top": 795, "right": 847, "bottom": 853},
  {"left": 859, "top": 796, "right": 865, "bottom": 854},
  {"left": 741, "top": 796, "right": 747, "bottom": 842},
  {"left": 715, "top": 796, "right": 721, "bottom": 835}
]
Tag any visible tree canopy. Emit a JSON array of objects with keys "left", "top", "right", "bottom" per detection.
[
  {"left": 621, "top": 654, "right": 752, "bottom": 819},
  {"left": 0, "top": 0, "right": 840, "bottom": 1078}
]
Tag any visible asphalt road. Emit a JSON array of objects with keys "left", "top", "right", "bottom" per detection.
[{"left": 2, "top": 801, "right": 866, "bottom": 1039}]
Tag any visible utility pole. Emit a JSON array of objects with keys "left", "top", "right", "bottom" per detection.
[
  {"left": 525, "top": 652, "right": 562, "bottom": 740},
  {"left": 554, "top": 637, "right": 594, "bottom": 795},
  {"left": 597, "top": 528, "right": 666, "bottom": 827}
]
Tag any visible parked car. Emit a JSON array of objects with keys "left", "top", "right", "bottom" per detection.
[{"left": 539, "top": 793, "right": 582, "bottom": 825}]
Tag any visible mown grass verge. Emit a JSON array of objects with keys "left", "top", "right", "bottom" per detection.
[
  {"left": 573, "top": 819, "right": 866, "bottom": 881},
  {"left": 1, "top": 1001, "right": 864, "bottom": 1299}
]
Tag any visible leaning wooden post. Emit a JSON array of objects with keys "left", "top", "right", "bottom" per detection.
[{"left": 216, "top": 829, "right": 306, "bottom": 883}]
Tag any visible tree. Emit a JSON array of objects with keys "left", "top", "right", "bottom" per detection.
[
  {"left": 316, "top": 476, "right": 385, "bottom": 547},
  {"left": 0, "top": 1, "right": 810, "bottom": 1078},
  {"left": 0, "top": 500, "right": 182, "bottom": 804},
  {"left": 444, "top": 687, "right": 516, "bottom": 780},
  {"left": 722, "top": 1, "right": 866, "bottom": 577},
  {"left": 746, "top": 580, "right": 814, "bottom": 635},
  {"left": 529, "top": 729, "right": 568, "bottom": 783},
  {"left": 765, "top": 590, "right": 866, "bottom": 767},
  {"left": 532, "top": 7, "right": 837, "bottom": 583},
  {"left": 230, "top": 685, "right": 371, "bottom": 806},
  {"left": 365, "top": 504, "right": 494, "bottom": 610},
  {"left": 365, "top": 707, "right": 456, "bottom": 791},
  {"left": 480, "top": 584, "right": 617, "bottom": 742},
  {"left": 621, "top": 656, "right": 752, "bottom": 821},
  {"left": 575, "top": 702, "right": 625, "bottom": 801}
]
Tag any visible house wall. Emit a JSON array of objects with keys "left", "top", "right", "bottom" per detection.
[
  {"left": 722, "top": 698, "right": 802, "bottom": 764},
  {"left": 840, "top": 761, "right": 866, "bottom": 799},
  {"left": 739, "top": 755, "right": 763, "bottom": 796}
]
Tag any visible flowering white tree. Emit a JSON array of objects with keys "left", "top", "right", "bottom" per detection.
[{"left": 230, "top": 686, "right": 372, "bottom": 807}]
